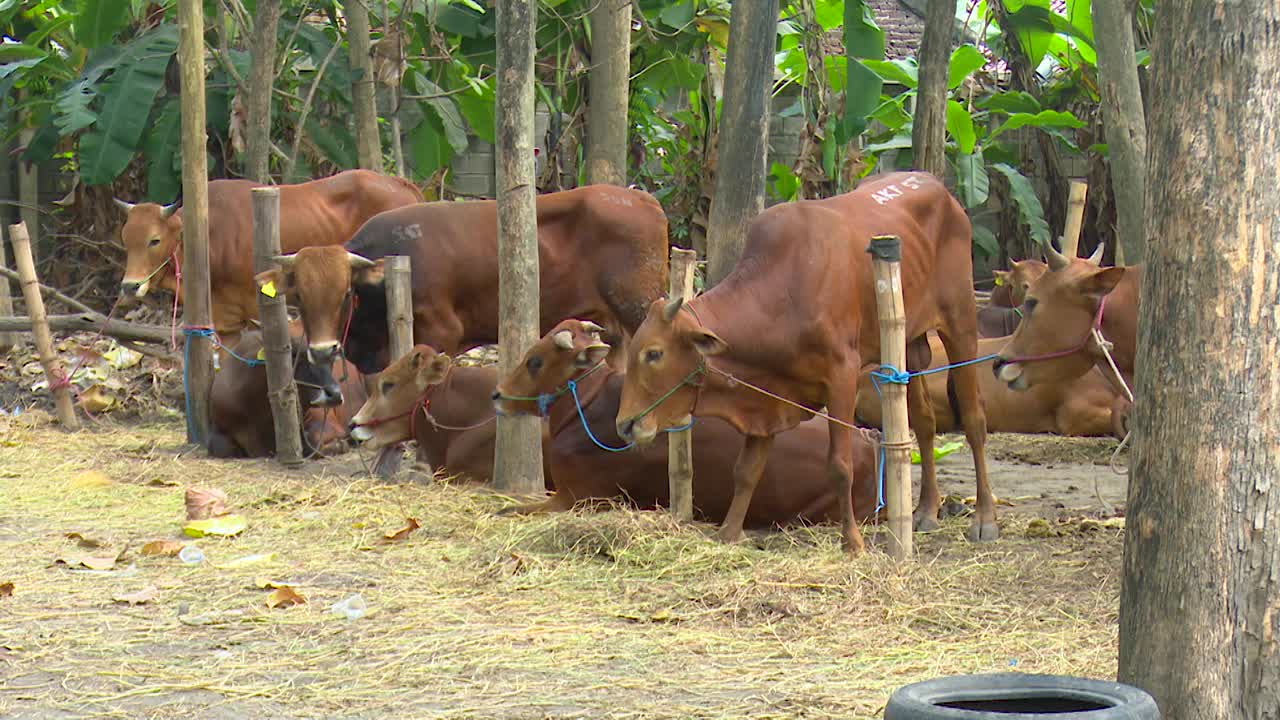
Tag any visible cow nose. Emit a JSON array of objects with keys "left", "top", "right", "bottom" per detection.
[
  {"left": 617, "top": 417, "right": 636, "bottom": 441},
  {"left": 991, "top": 358, "right": 1009, "bottom": 379},
  {"left": 120, "top": 281, "right": 141, "bottom": 296},
  {"left": 490, "top": 391, "right": 501, "bottom": 401},
  {"left": 318, "top": 385, "right": 344, "bottom": 407}
]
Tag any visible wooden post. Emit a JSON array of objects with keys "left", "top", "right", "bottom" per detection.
[
  {"left": 868, "top": 235, "right": 911, "bottom": 562},
  {"left": 9, "top": 222, "right": 77, "bottom": 429},
  {"left": 0, "top": 225, "right": 17, "bottom": 352},
  {"left": 667, "top": 248, "right": 697, "bottom": 520},
  {"left": 252, "top": 188, "right": 303, "bottom": 466},
  {"left": 384, "top": 256, "right": 413, "bottom": 361},
  {"left": 1061, "top": 180, "right": 1088, "bottom": 258},
  {"left": 178, "top": 0, "right": 214, "bottom": 445}
]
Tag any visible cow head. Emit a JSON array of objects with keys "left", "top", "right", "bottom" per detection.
[
  {"left": 993, "top": 258, "right": 1051, "bottom": 308},
  {"left": 116, "top": 198, "right": 181, "bottom": 301},
  {"left": 993, "top": 243, "right": 1124, "bottom": 391},
  {"left": 492, "top": 319, "right": 611, "bottom": 417},
  {"left": 615, "top": 297, "right": 725, "bottom": 446},
  {"left": 348, "top": 345, "right": 452, "bottom": 450},
  {"left": 254, "top": 246, "right": 385, "bottom": 365},
  {"left": 292, "top": 346, "right": 346, "bottom": 408}
]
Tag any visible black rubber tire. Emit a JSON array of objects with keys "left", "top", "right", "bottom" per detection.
[{"left": 884, "top": 673, "right": 1160, "bottom": 719}]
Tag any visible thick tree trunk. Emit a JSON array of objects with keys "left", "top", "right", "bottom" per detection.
[
  {"left": 1092, "top": 0, "right": 1146, "bottom": 265},
  {"left": 347, "top": 0, "right": 383, "bottom": 171},
  {"left": 912, "top": 0, "right": 952, "bottom": 178},
  {"left": 1118, "top": 3, "right": 1280, "bottom": 718},
  {"left": 493, "top": 0, "right": 545, "bottom": 495},
  {"left": 244, "top": 0, "right": 281, "bottom": 183},
  {"left": 584, "top": 0, "right": 630, "bottom": 185},
  {"left": 704, "top": 0, "right": 779, "bottom": 286}
]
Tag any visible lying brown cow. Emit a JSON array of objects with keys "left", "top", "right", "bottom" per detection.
[
  {"left": 252, "top": 185, "right": 669, "bottom": 379},
  {"left": 115, "top": 169, "right": 423, "bottom": 345},
  {"left": 857, "top": 333, "right": 1123, "bottom": 437},
  {"left": 208, "top": 328, "right": 368, "bottom": 458},
  {"left": 993, "top": 245, "right": 1138, "bottom": 402},
  {"left": 614, "top": 171, "right": 995, "bottom": 554},
  {"left": 492, "top": 320, "right": 879, "bottom": 526},
  {"left": 347, "top": 346, "right": 553, "bottom": 486}
]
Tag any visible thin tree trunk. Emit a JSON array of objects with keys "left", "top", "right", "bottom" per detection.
[
  {"left": 912, "top": 0, "right": 952, "bottom": 178},
  {"left": 704, "top": 0, "right": 779, "bottom": 286},
  {"left": 493, "top": 0, "right": 545, "bottom": 495},
  {"left": 1092, "top": 0, "right": 1146, "bottom": 265},
  {"left": 245, "top": 0, "right": 281, "bottom": 183},
  {"left": 1118, "top": 3, "right": 1280, "bottom": 717},
  {"left": 584, "top": 0, "right": 630, "bottom": 185},
  {"left": 347, "top": 0, "right": 383, "bottom": 171},
  {"left": 17, "top": 88, "right": 39, "bottom": 263}
]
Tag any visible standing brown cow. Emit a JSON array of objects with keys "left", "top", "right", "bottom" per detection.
[
  {"left": 114, "top": 169, "right": 423, "bottom": 346},
  {"left": 614, "top": 171, "right": 995, "bottom": 554}
]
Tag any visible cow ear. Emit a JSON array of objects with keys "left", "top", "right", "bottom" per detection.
[
  {"left": 688, "top": 328, "right": 728, "bottom": 356},
  {"left": 419, "top": 352, "right": 451, "bottom": 385},
  {"left": 254, "top": 268, "right": 293, "bottom": 296},
  {"left": 1078, "top": 266, "right": 1125, "bottom": 298},
  {"left": 353, "top": 258, "right": 386, "bottom": 286},
  {"left": 992, "top": 270, "right": 1009, "bottom": 287},
  {"left": 575, "top": 342, "right": 611, "bottom": 369}
]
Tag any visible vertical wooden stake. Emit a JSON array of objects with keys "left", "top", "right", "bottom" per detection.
[
  {"left": 178, "top": 0, "right": 214, "bottom": 444},
  {"left": 667, "top": 248, "right": 697, "bottom": 521},
  {"left": 1062, "top": 180, "right": 1089, "bottom": 258},
  {"left": 9, "top": 222, "right": 78, "bottom": 429},
  {"left": 384, "top": 256, "right": 414, "bottom": 361},
  {"left": 868, "top": 235, "right": 911, "bottom": 562},
  {"left": 252, "top": 189, "right": 303, "bottom": 466},
  {"left": 0, "top": 225, "right": 17, "bottom": 352}
]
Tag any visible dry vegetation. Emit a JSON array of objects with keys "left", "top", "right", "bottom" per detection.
[{"left": 0, "top": 416, "right": 1123, "bottom": 719}]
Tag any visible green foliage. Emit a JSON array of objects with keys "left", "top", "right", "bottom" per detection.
[
  {"left": 991, "top": 162, "right": 1050, "bottom": 247},
  {"left": 75, "top": 0, "right": 131, "bottom": 48}
]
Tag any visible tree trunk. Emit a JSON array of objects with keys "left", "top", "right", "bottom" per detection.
[
  {"left": 912, "top": 0, "right": 952, "bottom": 178},
  {"left": 245, "top": 0, "right": 281, "bottom": 183},
  {"left": 1118, "top": 3, "right": 1280, "bottom": 718},
  {"left": 17, "top": 88, "right": 39, "bottom": 263},
  {"left": 584, "top": 0, "right": 630, "bottom": 185},
  {"left": 704, "top": 0, "right": 779, "bottom": 286},
  {"left": 347, "top": 0, "right": 383, "bottom": 171},
  {"left": 493, "top": 0, "right": 545, "bottom": 495},
  {"left": 1092, "top": 0, "right": 1146, "bottom": 265}
]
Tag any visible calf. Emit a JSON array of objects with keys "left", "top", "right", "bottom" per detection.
[{"left": 493, "top": 320, "right": 879, "bottom": 526}]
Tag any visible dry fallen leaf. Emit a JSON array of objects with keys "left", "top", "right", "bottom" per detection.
[
  {"left": 379, "top": 517, "right": 420, "bottom": 544},
  {"left": 78, "top": 385, "right": 116, "bottom": 414},
  {"left": 1102, "top": 517, "right": 1126, "bottom": 529},
  {"left": 112, "top": 585, "right": 159, "bottom": 605},
  {"left": 70, "top": 470, "right": 112, "bottom": 489},
  {"left": 140, "top": 540, "right": 186, "bottom": 557},
  {"left": 185, "top": 487, "right": 229, "bottom": 520},
  {"left": 215, "top": 553, "right": 277, "bottom": 569},
  {"left": 65, "top": 532, "right": 106, "bottom": 548},
  {"left": 254, "top": 578, "right": 291, "bottom": 589},
  {"left": 54, "top": 552, "right": 121, "bottom": 571},
  {"left": 266, "top": 586, "right": 307, "bottom": 609},
  {"left": 183, "top": 514, "right": 248, "bottom": 538},
  {"left": 0, "top": 582, "right": 13, "bottom": 598}
]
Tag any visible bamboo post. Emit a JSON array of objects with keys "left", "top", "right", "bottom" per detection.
[
  {"left": 384, "top": 256, "right": 413, "bottom": 361},
  {"left": 1061, "top": 180, "right": 1088, "bottom": 258},
  {"left": 0, "top": 225, "right": 17, "bottom": 352},
  {"left": 9, "top": 222, "right": 77, "bottom": 429},
  {"left": 178, "top": 0, "right": 214, "bottom": 444},
  {"left": 868, "top": 234, "right": 911, "bottom": 562},
  {"left": 667, "top": 248, "right": 697, "bottom": 521},
  {"left": 252, "top": 188, "right": 303, "bottom": 466}
]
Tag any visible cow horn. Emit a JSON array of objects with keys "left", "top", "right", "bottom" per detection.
[
  {"left": 1086, "top": 242, "right": 1106, "bottom": 266},
  {"left": 580, "top": 320, "right": 607, "bottom": 334},
  {"left": 552, "top": 330, "right": 574, "bottom": 351},
  {"left": 347, "top": 252, "right": 376, "bottom": 269},
  {"left": 113, "top": 198, "right": 136, "bottom": 213},
  {"left": 160, "top": 201, "right": 179, "bottom": 219},
  {"left": 662, "top": 296, "right": 684, "bottom": 323},
  {"left": 272, "top": 253, "right": 298, "bottom": 269},
  {"left": 1045, "top": 238, "right": 1071, "bottom": 271}
]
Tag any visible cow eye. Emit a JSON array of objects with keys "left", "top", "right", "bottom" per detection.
[
  {"left": 644, "top": 349, "right": 662, "bottom": 364},
  {"left": 381, "top": 381, "right": 394, "bottom": 394},
  {"left": 148, "top": 237, "right": 161, "bottom": 248},
  {"left": 526, "top": 356, "right": 543, "bottom": 374}
]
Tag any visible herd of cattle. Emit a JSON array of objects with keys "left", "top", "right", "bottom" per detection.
[{"left": 110, "top": 168, "right": 1141, "bottom": 552}]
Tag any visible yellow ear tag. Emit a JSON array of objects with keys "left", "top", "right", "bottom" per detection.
[
  {"left": 260, "top": 280, "right": 277, "bottom": 298},
  {"left": 993, "top": 276, "right": 1005, "bottom": 287},
  {"left": 256, "top": 348, "right": 266, "bottom": 361}
]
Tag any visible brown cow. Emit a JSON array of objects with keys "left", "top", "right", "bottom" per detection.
[
  {"left": 208, "top": 328, "right": 368, "bottom": 458},
  {"left": 856, "top": 333, "right": 1122, "bottom": 437},
  {"left": 347, "top": 346, "right": 553, "bottom": 486},
  {"left": 252, "top": 185, "right": 669, "bottom": 379},
  {"left": 114, "top": 169, "right": 423, "bottom": 345},
  {"left": 993, "top": 258, "right": 1051, "bottom": 308},
  {"left": 992, "top": 245, "right": 1138, "bottom": 401},
  {"left": 614, "top": 171, "right": 995, "bottom": 554},
  {"left": 492, "top": 320, "right": 880, "bottom": 526}
]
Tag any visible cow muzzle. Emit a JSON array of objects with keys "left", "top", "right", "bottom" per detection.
[
  {"left": 616, "top": 416, "right": 657, "bottom": 446},
  {"left": 120, "top": 279, "right": 149, "bottom": 299},
  {"left": 992, "top": 358, "right": 1029, "bottom": 391},
  {"left": 314, "top": 383, "right": 344, "bottom": 408},
  {"left": 349, "top": 421, "right": 373, "bottom": 443}
]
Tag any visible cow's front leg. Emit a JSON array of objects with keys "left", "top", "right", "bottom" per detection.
[{"left": 717, "top": 435, "right": 773, "bottom": 544}]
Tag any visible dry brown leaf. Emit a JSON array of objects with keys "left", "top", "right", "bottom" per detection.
[
  {"left": 112, "top": 585, "right": 159, "bottom": 605},
  {"left": 140, "top": 540, "right": 185, "bottom": 557},
  {"left": 379, "top": 517, "right": 420, "bottom": 544},
  {"left": 0, "top": 582, "right": 13, "bottom": 598},
  {"left": 54, "top": 552, "right": 120, "bottom": 570},
  {"left": 65, "top": 532, "right": 106, "bottom": 548},
  {"left": 266, "top": 586, "right": 307, "bottom": 609},
  {"left": 185, "top": 487, "right": 229, "bottom": 521},
  {"left": 70, "top": 470, "right": 112, "bottom": 489},
  {"left": 78, "top": 385, "right": 116, "bottom": 414}
]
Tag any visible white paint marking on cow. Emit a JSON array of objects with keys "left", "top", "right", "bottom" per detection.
[{"left": 392, "top": 223, "right": 423, "bottom": 243}]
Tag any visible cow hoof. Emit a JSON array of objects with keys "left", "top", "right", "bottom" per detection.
[
  {"left": 966, "top": 521, "right": 1000, "bottom": 543},
  {"left": 841, "top": 537, "right": 866, "bottom": 556},
  {"left": 912, "top": 513, "right": 941, "bottom": 533},
  {"left": 716, "top": 527, "right": 745, "bottom": 545}
]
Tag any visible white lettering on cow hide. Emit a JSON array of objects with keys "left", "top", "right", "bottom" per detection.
[
  {"left": 599, "top": 191, "right": 634, "bottom": 207},
  {"left": 871, "top": 174, "right": 928, "bottom": 205},
  {"left": 392, "top": 223, "right": 423, "bottom": 243}
]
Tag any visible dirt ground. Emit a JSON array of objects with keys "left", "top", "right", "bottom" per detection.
[{"left": 0, "top": 414, "right": 1129, "bottom": 720}]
